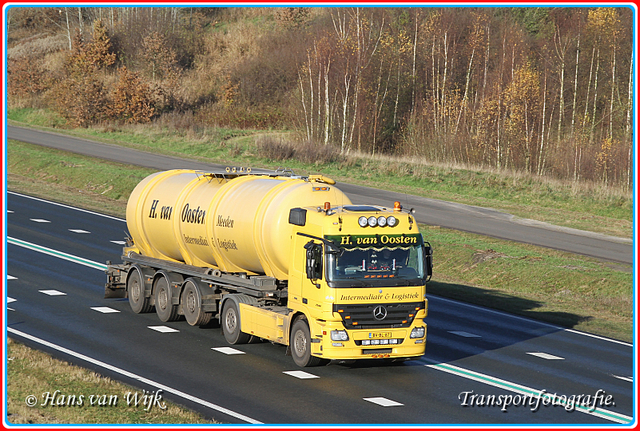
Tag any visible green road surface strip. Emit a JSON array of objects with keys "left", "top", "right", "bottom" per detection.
[{"left": 7, "top": 237, "right": 108, "bottom": 271}]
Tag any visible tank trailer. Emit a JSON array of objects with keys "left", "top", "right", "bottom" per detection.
[{"left": 105, "top": 169, "right": 432, "bottom": 366}]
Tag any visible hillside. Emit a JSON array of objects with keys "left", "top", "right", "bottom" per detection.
[{"left": 6, "top": 6, "right": 635, "bottom": 188}]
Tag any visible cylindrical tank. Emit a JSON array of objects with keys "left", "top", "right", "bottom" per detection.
[{"left": 126, "top": 169, "right": 352, "bottom": 279}]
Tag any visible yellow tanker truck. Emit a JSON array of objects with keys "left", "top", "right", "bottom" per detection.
[{"left": 105, "top": 169, "right": 432, "bottom": 366}]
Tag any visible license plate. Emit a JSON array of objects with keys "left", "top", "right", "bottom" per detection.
[{"left": 369, "top": 332, "right": 392, "bottom": 339}]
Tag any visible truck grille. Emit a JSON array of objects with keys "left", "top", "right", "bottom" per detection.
[{"left": 333, "top": 302, "right": 424, "bottom": 329}]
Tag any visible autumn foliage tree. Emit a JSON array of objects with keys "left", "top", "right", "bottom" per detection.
[
  {"left": 48, "top": 20, "right": 115, "bottom": 126},
  {"left": 108, "top": 67, "right": 155, "bottom": 124}
]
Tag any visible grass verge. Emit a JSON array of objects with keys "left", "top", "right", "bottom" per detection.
[
  {"left": 424, "top": 225, "right": 632, "bottom": 342},
  {"left": 7, "top": 140, "right": 633, "bottom": 344},
  {"left": 6, "top": 339, "right": 216, "bottom": 424},
  {"left": 7, "top": 108, "right": 633, "bottom": 239}
]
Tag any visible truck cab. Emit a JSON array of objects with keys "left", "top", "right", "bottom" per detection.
[{"left": 283, "top": 202, "right": 432, "bottom": 366}]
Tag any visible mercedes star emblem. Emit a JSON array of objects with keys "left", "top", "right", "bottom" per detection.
[{"left": 373, "top": 305, "right": 388, "bottom": 321}]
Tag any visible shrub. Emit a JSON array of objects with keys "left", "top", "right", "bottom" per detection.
[
  {"left": 107, "top": 67, "right": 155, "bottom": 124},
  {"left": 256, "top": 136, "right": 341, "bottom": 166}
]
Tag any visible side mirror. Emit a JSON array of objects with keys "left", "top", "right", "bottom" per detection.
[
  {"left": 423, "top": 242, "right": 433, "bottom": 282},
  {"left": 304, "top": 241, "right": 323, "bottom": 281}
]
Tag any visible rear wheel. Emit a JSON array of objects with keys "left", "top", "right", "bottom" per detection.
[
  {"left": 181, "top": 280, "right": 211, "bottom": 326},
  {"left": 154, "top": 276, "right": 179, "bottom": 322},
  {"left": 290, "top": 317, "right": 323, "bottom": 367},
  {"left": 221, "top": 299, "right": 251, "bottom": 344},
  {"left": 127, "top": 267, "right": 152, "bottom": 314}
]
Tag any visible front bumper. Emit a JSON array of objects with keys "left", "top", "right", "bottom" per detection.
[{"left": 311, "top": 319, "right": 427, "bottom": 360}]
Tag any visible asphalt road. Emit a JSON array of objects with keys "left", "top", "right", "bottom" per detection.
[
  {"left": 6, "top": 192, "right": 634, "bottom": 425},
  {"left": 7, "top": 125, "right": 634, "bottom": 265}
]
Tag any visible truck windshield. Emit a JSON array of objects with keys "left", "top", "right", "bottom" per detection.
[{"left": 326, "top": 245, "right": 426, "bottom": 287}]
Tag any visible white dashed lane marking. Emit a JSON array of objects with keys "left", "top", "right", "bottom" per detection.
[
  {"left": 363, "top": 397, "right": 403, "bottom": 407},
  {"left": 212, "top": 347, "right": 245, "bottom": 355},
  {"left": 526, "top": 352, "right": 565, "bottom": 360},
  {"left": 69, "top": 229, "right": 91, "bottom": 234},
  {"left": 449, "top": 330, "right": 481, "bottom": 338},
  {"left": 30, "top": 219, "right": 51, "bottom": 223},
  {"left": 39, "top": 290, "right": 66, "bottom": 296},
  {"left": 91, "top": 307, "right": 120, "bottom": 314},
  {"left": 8, "top": 275, "right": 17, "bottom": 280},
  {"left": 110, "top": 240, "right": 126, "bottom": 245},
  {"left": 148, "top": 326, "right": 179, "bottom": 333},
  {"left": 8, "top": 297, "right": 16, "bottom": 303},
  {"left": 283, "top": 371, "right": 320, "bottom": 379}
]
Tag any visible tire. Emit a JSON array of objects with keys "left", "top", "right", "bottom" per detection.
[
  {"left": 181, "top": 279, "right": 212, "bottom": 326},
  {"left": 290, "top": 317, "right": 323, "bottom": 367},
  {"left": 221, "top": 298, "right": 251, "bottom": 344},
  {"left": 154, "top": 275, "right": 179, "bottom": 322},
  {"left": 127, "top": 266, "right": 153, "bottom": 314}
]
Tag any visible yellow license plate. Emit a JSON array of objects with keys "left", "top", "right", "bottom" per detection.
[{"left": 369, "top": 332, "right": 392, "bottom": 339}]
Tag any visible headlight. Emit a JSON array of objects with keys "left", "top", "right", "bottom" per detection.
[
  {"left": 410, "top": 326, "right": 425, "bottom": 339},
  {"left": 377, "top": 216, "right": 387, "bottom": 227},
  {"left": 367, "top": 216, "right": 377, "bottom": 227},
  {"left": 358, "top": 216, "right": 368, "bottom": 227},
  {"left": 331, "top": 330, "right": 349, "bottom": 341},
  {"left": 387, "top": 216, "right": 398, "bottom": 227}
]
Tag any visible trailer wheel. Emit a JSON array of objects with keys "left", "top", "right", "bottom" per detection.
[
  {"left": 128, "top": 266, "right": 152, "bottom": 314},
  {"left": 221, "top": 298, "right": 251, "bottom": 344},
  {"left": 290, "top": 317, "right": 323, "bottom": 367},
  {"left": 182, "top": 279, "right": 211, "bottom": 326},
  {"left": 154, "top": 275, "right": 179, "bottom": 322}
]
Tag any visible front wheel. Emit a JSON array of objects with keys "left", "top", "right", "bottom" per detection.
[
  {"left": 221, "top": 299, "right": 251, "bottom": 344},
  {"left": 290, "top": 317, "right": 323, "bottom": 367}
]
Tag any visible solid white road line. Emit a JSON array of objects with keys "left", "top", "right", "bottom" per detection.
[
  {"left": 431, "top": 294, "right": 634, "bottom": 348},
  {"left": 6, "top": 328, "right": 263, "bottom": 424},
  {"left": 8, "top": 191, "right": 126, "bottom": 222},
  {"left": 613, "top": 375, "right": 633, "bottom": 383}
]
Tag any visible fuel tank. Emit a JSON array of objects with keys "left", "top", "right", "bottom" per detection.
[{"left": 126, "top": 169, "right": 351, "bottom": 279}]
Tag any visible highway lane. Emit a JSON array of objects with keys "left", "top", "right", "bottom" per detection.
[
  {"left": 5, "top": 192, "right": 634, "bottom": 424},
  {"left": 6, "top": 125, "right": 633, "bottom": 264}
]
